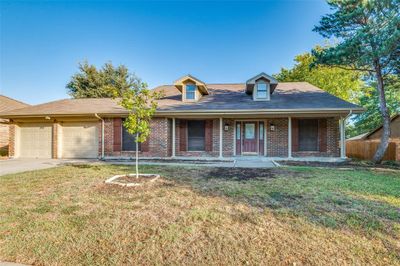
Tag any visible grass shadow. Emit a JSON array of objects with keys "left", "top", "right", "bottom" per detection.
[{"left": 136, "top": 165, "right": 400, "bottom": 237}]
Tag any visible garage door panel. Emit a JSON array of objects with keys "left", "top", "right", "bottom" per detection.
[
  {"left": 61, "top": 122, "right": 98, "bottom": 158},
  {"left": 19, "top": 124, "right": 52, "bottom": 158}
]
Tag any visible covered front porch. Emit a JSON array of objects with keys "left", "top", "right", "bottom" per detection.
[{"left": 169, "top": 115, "right": 347, "bottom": 160}]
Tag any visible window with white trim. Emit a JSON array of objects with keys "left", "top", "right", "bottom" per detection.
[
  {"left": 256, "top": 82, "right": 268, "bottom": 99},
  {"left": 186, "top": 84, "right": 196, "bottom": 100}
]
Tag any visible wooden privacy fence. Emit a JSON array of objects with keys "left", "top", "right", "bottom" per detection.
[{"left": 346, "top": 140, "right": 400, "bottom": 161}]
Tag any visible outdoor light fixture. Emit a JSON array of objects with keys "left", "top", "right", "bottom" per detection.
[
  {"left": 270, "top": 123, "right": 275, "bottom": 131},
  {"left": 224, "top": 123, "right": 229, "bottom": 131}
]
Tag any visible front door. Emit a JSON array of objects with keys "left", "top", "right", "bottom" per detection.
[{"left": 242, "top": 122, "right": 257, "bottom": 154}]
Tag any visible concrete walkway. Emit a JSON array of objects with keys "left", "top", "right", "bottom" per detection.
[
  {"left": 0, "top": 157, "right": 276, "bottom": 176},
  {"left": 233, "top": 156, "right": 276, "bottom": 168},
  {"left": 108, "top": 156, "right": 277, "bottom": 168}
]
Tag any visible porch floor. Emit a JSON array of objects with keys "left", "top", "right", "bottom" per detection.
[
  {"left": 105, "top": 156, "right": 276, "bottom": 168},
  {"left": 104, "top": 156, "right": 346, "bottom": 168}
]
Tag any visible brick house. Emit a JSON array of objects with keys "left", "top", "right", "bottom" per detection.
[
  {"left": 0, "top": 95, "right": 29, "bottom": 155},
  {"left": 0, "top": 73, "right": 363, "bottom": 160}
]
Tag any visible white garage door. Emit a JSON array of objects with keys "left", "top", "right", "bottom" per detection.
[
  {"left": 19, "top": 124, "right": 52, "bottom": 158},
  {"left": 61, "top": 122, "right": 98, "bottom": 158}
]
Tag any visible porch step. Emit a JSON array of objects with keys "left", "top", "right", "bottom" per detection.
[{"left": 234, "top": 157, "right": 275, "bottom": 168}]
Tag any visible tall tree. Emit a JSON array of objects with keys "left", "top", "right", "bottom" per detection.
[
  {"left": 273, "top": 50, "right": 364, "bottom": 102},
  {"left": 67, "top": 61, "right": 134, "bottom": 98},
  {"left": 348, "top": 75, "right": 400, "bottom": 137},
  {"left": 312, "top": 0, "right": 400, "bottom": 163}
]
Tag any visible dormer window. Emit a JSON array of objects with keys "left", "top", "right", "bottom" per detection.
[
  {"left": 245, "top": 72, "right": 278, "bottom": 102},
  {"left": 256, "top": 82, "right": 268, "bottom": 99},
  {"left": 186, "top": 84, "right": 196, "bottom": 100},
  {"left": 174, "top": 74, "right": 209, "bottom": 102}
]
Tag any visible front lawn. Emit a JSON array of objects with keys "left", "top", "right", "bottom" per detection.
[{"left": 0, "top": 164, "right": 399, "bottom": 265}]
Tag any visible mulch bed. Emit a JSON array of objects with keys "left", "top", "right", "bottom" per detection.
[
  {"left": 115, "top": 175, "right": 159, "bottom": 184},
  {"left": 105, "top": 174, "right": 160, "bottom": 187}
]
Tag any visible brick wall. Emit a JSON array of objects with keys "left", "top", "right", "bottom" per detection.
[
  {"left": 4, "top": 116, "right": 343, "bottom": 159},
  {"left": 104, "top": 117, "right": 170, "bottom": 158},
  {"left": 223, "top": 119, "right": 234, "bottom": 156},
  {"left": 104, "top": 118, "right": 114, "bottom": 155},
  {"left": 167, "top": 118, "right": 172, "bottom": 157},
  {"left": 8, "top": 124, "right": 16, "bottom": 157},
  {"left": 267, "top": 118, "right": 289, "bottom": 157},
  {"left": 97, "top": 121, "right": 102, "bottom": 157},
  {"left": 327, "top": 117, "right": 340, "bottom": 156},
  {"left": 52, "top": 122, "right": 58, "bottom": 159}
]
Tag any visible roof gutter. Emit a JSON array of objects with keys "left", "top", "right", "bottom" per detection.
[
  {"left": 0, "top": 108, "right": 364, "bottom": 119},
  {"left": 94, "top": 113, "right": 104, "bottom": 159},
  {"left": 154, "top": 108, "right": 364, "bottom": 116}
]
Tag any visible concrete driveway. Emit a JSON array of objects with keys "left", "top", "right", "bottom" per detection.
[{"left": 0, "top": 158, "right": 98, "bottom": 176}]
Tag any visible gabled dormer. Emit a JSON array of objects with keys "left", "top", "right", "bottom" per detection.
[
  {"left": 245, "top": 73, "right": 278, "bottom": 101},
  {"left": 174, "top": 75, "right": 209, "bottom": 102}
]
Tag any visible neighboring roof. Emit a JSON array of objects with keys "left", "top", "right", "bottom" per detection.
[
  {"left": 0, "top": 82, "right": 363, "bottom": 118},
  {"left": 0, "top": 95, "right": 30, "bottom": 113},
  {"left": 347, "top": 133, "right": 368, "bottom": 141},
  {"left": 0, "top": 98, "right": 126, "bottom": 117},
  {"left": 362, "top": 114, "right": 400, "bottom": 139}
]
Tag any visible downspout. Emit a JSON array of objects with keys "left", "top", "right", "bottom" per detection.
[
  {"left": 94, "top": 113, "right": 105, "bottom": 159},
  {"left": 345, "top": 110, "right": 353, "bottom": 121}
]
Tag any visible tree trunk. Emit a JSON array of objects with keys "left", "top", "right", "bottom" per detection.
[
  {"left": 135, "top": 133, "right": 139, "bottom": 178},
  {"left": 372, "top": 60, "right": 391, "bottom": 163}
]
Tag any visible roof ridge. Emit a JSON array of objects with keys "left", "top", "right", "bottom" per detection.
[
  {"left": 0, "top": 94, "right": 30, "bottom": 106},
  {"left": 152, "top": 81, "right": 314, "bottom": 87}
]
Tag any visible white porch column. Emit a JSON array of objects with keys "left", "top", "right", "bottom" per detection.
[
  {"left": 219, "top": 117, "right": 223, "bottom": 158},
  {"left": 288, "top": 117, "right": 292, "bottom": 158},
  {"left": 340, "top": 118, "right": 346, "bottom": 159},
  {"left": 172, "top": 118, "right": 176, "bottom": 158}
]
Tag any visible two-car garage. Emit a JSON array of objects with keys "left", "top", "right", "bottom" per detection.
[{"left": 16, "top": 122, "right": 99, "bottom": 159}]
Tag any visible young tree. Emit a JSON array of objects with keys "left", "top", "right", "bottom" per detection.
[
  {"left": 312, "top": 0, "right": 400, "bottom": 163},
  {"left": 67, "top": 61, "right": 134, "bottom": 98},
  {"left": 118, "top": 79, "right": 163, "bottom": 178},
  {"left": 273, "top": 49, "right": 364, "bottom": 102}
]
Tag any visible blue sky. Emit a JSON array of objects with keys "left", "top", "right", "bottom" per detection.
[{"left": 0, "top": 0, "right": 330, "bottom": 105}]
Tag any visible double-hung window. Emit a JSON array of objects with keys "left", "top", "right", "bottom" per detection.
[
  {"left": 186, "top": 84, "right": 196, "bottom": 100},
  {"left": 256, "top": 82, "right": 268, "bottom": 99}
]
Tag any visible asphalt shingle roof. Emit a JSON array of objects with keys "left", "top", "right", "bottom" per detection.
[
  {"left": 154, "top": 82, "right": 361, "bottom": 111},
  {"left": 0, "top": 95, "right": 30, "bottom": 113},
  {"left": 0, "top": 82, "right": 362, "bottom": 117}
]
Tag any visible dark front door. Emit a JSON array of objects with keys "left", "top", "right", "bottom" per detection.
[{"left": 243, "top": 122, "right": 257, "bottom": 153}]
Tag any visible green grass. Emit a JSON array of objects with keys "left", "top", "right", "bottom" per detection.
[{"left": 0, "top": 164, "right": 399, "bottom": 265}]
